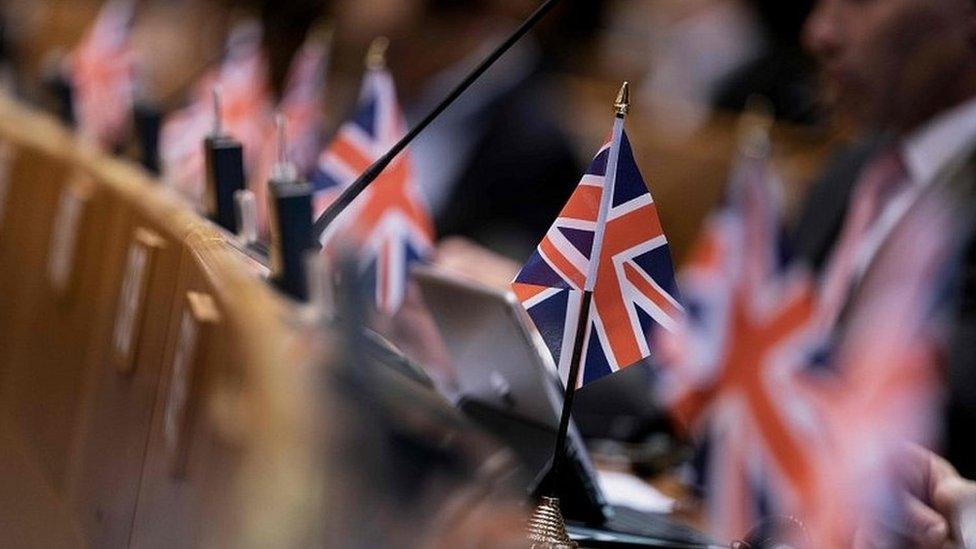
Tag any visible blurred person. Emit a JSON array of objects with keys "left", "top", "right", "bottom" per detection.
[
  {"left": 639, "top": 0, "right": 767, "bottom": 135},
  {"left": 712, "top": 0, "right": 819, "bottom": 125},
  {"left": 0, "top": 6, "right": 20, "bottom": 93},
  {"left": 125, "top": 0, "right": 317, "bottom": 107},
  {"left": 128, "top": 0, "right": 231, "bottom": 108},
  {"left": 797, "top": 0, "right": 976, "bottom": 543},
  {"left": 330, "top": 0, "right": 583, "bottom": 259},
  {"left": 639, "top": 0, "right": 819, "bottom": 136},
  {"left": 0, "top": 1, "right": 101, "bottom": 94},
  {"left": 255, "top": 0, "right": 329, "bottom": 97}
]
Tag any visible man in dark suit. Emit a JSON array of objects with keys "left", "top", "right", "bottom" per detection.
[
  {"left": 393, "top": 0, "right": 585, "bottom": 260},
  {"left": 327, "top": 0, "right": 586, "bottom": 260},
  {"left": 797, "top": 0, "right": 976, "bottom": 544}
]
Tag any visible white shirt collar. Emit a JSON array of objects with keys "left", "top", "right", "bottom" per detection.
[{"left": 901, "top": 95, "right": 976, "bottom": 187}]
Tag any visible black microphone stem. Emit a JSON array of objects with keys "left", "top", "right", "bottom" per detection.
[{"left": 312, "top": 0, "right": 564, "bottom": 240}]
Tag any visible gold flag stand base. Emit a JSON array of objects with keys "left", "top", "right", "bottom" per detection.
[{"left": 527, "top": 497, "right": 579, "bottom": 548}]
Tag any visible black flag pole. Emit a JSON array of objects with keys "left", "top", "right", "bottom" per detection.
[
  {"left": 527, "top": 82, "right": 630, "bottom": 549},
  {"left": 549, "top": 82, "right": 630, "bottom": 489},
  {"left": 548, "top": 290, "right": 593, "bottom": 486},
  {"left": 311, "top": 0, "right": 564, "bottom": 241}
]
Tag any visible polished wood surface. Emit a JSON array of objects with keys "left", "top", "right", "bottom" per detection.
[{"left": 0, "top": 96, "right": 322, "bottom": 548}]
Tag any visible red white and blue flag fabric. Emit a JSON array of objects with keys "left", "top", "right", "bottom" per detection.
[
  {"left": 313, "top": 68, "right": 434, "bottom": 315},
  {"left": 656, "top": 146, "right": 953, "bottom": 545},
  {"left": 511, "top": 117, "right": 682, "bottom": 389},
  {"left": 65, "top": 0, "right": 138, "bottom": 150},
  {"left": 797, "top": 185, "right": 955, "bottom": 547},
  {"left": 656, "top": 153, "right": 823, "bottom": 539},
  {"left": 657, "top": 153, "right": 812, "bottom": 430},
  {"left": 160, "top": 20, "right": 273, "bottom": 207},
  {"left": 251, "top": 30, "right": 331, "bottom": 233},
  {"left": 271, "top": 29, "right": 330, "bottom": 178}
]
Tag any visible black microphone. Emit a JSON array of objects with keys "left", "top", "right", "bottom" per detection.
[
  {"left": 268, "top": 116, "right": 315, "bottom": 301},
  {"left": 133, "top": 101, "right": 162, "bottom": 174},
  {"left": 203, "top": 88, "right": 246, "bottom": 232},
  {"left": 311, "top": 0, "right": 564, "bottom": 241},
  {"left": 43, "top": 60, "right": 75, "bottom": 127}
]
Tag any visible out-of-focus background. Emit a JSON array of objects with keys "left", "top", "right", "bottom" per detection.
[
  {"left": 1, "top": 2, "right": 909, "bottom": 547},
  {"left": 0, "top": 0, "right": 836, "bottom": 262}
]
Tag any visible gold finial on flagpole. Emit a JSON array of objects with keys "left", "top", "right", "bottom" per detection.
[
  {"left": 308, "top": 19, "right": 335, "bottom": 45},
  {"left": 527, "top": 497, "right": 578, "bottom": 549},
  {"left": 738, "top": 94, "right": 774, "bottom": 158},
  {"left": 613, "top": 81, "right": 630, "bottom": 117},
  {"left": 366, "top": 37, "right": 390, "bottom": 70}
]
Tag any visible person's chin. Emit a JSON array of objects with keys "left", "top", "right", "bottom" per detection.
[{"left": 823, "top": 86, "right": 884, "bottom": 131}]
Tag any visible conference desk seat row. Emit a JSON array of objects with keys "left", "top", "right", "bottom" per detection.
[{"left": 0, "top": 98, "right": 327, "bottom": 548}]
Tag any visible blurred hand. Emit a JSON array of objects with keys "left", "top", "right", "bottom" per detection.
[
  {"left": 856, "top": 445, "right": 976, "bottom": 548},
  {"left": 434, "top": 237, "right": 520, "bottom": 292},
  {"left": 904, "top": 445, "right": 976, "bottom": 548}
]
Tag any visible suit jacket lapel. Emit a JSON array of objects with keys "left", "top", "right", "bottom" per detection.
[
  {"left": 791, "top": 138, "right": 885, "bottom": 270},
  {"left": 843, "top": 136, "right": 976, "bottom": 319}
]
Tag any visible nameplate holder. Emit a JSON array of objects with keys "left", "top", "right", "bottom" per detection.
[
  {"left": 164, "top": 291, "right": 221, "bottom": 480},
  {"left": 112, "top": 228, "right": 166, "bottom": 374},
  {"left": 47, "top": 175, "right": 94, "bottom": 299}
]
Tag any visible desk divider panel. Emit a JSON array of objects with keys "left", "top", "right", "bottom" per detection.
[
  {"left": 0, "top": 137, "right": 89, "bottom": 548},
  {"left": 0, "top": 148, "right": 72, "bottom": 370},
  {"left": 129, "top": 235, "right": 235, "bottom": 549},
  {"left": 66, "top": 185, "right": 187, "bottom": 548},
  {"left": 2, "top": 168, "right": 131, "bottom": 494},
  {"left": 0, "top": 98, "right": 331, "bottom": 549}
]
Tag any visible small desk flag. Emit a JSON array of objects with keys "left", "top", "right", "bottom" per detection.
[
  {"left": 66, "top": 0, "right": 138, "bottom": 150},
  {"left": 312, "top": 65, "right": 434, "bottom": 315},
  {"left": 658, "top": 152, "right": 821, "bottom": 539},
  {"left": 512, "top": 119, "right": 681, "bottom": 389},
  {"left": 278, "top": 31, "right": 330, "bottom": 177},
  {"left": 657, "top": 137, "right": 951, "bottom": 545},
  {"left": 160, "top": 20, "right": 273, "bottom": 206},
  {"left": 251, "top": 30, "right": 331, "bottom": 233}
]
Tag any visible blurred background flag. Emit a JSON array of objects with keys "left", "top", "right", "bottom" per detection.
[
  {"left": 797, "top": 184, "right": 957, "bottom": 547},
  {"left": 251, "top": 26, "right": 332, "bottom": 234},
  {"left": 277, "top": 27, "right": 330, "bottom": 180},
  {"left": 657, "top": 117, "right": 957, "bottom": 543},
  {"left": 310, "top": 40, "right": 395, "bottom": 214},
  {"left": 159, "top": 19, "right": 273, "bottom": 207},
  {"left": 65, "top": 0, "right": 138, "bottom": 151},
  {"left": 314, "top": 44, "right": 435, "bottom": 316},
  {"left": 656, "top": 131, "right": 822, "bottom": 539},
  {"left": 511, "top": 110, "right": 682, "bottom": 389}
]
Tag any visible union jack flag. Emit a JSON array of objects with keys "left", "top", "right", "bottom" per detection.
[
  {"left": 657, "top": 147, "right": 954, "bottom": 545},
  {"left": 656, "top": 152, "right": 823, "bottom": 540},
  {"left": 65, "top": 0, "right": 138, "bottom": 150},
  {"left": 313, "top": 68, "right": 434, "bottom": 315},
  {"left": 797, "top": 185, "right": 955, "bottom": 547},
  {"left": 160, "top": 20, "right": 273, "bottom": 207},
  {"left": 511, "top": 118, "right": 682, "bottom": 389},
  {"left": 279, "top": 31, "right": 330, "bottom": 176}
]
